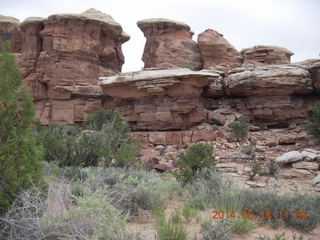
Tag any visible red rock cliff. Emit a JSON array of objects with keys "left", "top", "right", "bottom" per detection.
[{"left": 1, "top": 9, "right": 129, "bottom": 124}]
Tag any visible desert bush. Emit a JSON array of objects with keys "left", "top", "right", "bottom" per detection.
[
  {"left": 242, "top": 191, "right": 319, "bottom": 232},
  {"left": 182, "top": 204, "right": 198, "bottom": 222},
  {"left": 228, "top": 117, "right": 250, "bottom": 140},
  {"left": 176, "top": 143, "right": 216, "bottom": 183},
  {"left": 85, "top": 167, "right": 167, "bottom": 219},
  {"left": 249, "top": 161, "right": 262, "bottom": 180},
  {"left": 201, "top": 220, "right": 232, "bottom": 240},
  {"left": 305, "top": 101, "right": 320, "bottom": 138},
  {"left": 0, "top": 40, "right": 44, "bottom": 215},
  {"left": 33, "top": 110, "right": 140, "bottom": 167},
  {"left": 230, "top": 218, "right": 256, "bottom": 234},
  {"left": 32, "top": 123, "right": 80, "bottom": 166},
  {"left": 84, "top": 108, "right": 130, "bottom": 134},
  {"left": 74, "top": 117, "right": 139, "bottom": 167},
  {"left": 186, "top": 170, "right": 222, "bottom": 209},
  {"left": 242, "top": 142, "right": 262, "bottom": 180},
  {"left": 155, "top": 210, "right": 187, "bottom": 240},
  {"left": 0, "top": 180, "right": 138, "bottom": 240},
  {"left": 187, "top": 171, "right": 243, "bottom": 212},
  {"left": 266, "top": 158, "right": 279, "bottom": 176}
]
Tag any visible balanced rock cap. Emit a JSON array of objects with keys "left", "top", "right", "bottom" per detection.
[
  {"left": 137, "top": 18, "right": 191, "bottom": 32},
  {"left": 46, "top": 8, "right": 125, "bottom": 37},
  {"left": 0, "top": 15, "right": 20, "bottom": 24},
  {"left": 20, "top": 17, "right": 45, "bottom": 30}
]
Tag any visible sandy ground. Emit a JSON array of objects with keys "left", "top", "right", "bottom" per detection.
[{"left": 128, "top": 198, "right": 320, "bottom": 240}]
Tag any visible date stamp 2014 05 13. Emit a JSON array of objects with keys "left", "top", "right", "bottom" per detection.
[{"left": 211, "top": 210, "right": 308, "bottom": 220}]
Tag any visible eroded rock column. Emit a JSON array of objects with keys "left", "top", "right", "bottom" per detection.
[{"left": 137, "top": 18, "right": 202, "bottom": 70}]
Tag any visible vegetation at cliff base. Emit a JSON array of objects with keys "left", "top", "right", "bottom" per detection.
[{"left": 0, "top": 40, "right": 44, "bottom": 215}]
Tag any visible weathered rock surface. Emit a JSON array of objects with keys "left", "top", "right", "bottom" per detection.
[
  {"left": 198, "top": 29, "right": 241, "bottom": 71},
  {"left": 241, "top": 45, "right": 294, "bottom": 66},
  {"left": 312, "top": 175, "right": 320, "bottom": 185},
  {"left": 275, "top": 151, "right": 304, "bottom": 164},
  {"left": 100, "top": 69, "right": 220, "bottom": 130},
  {"left": 227, "top": 65, "right": 313, "bottom": 96},
  {"left": 137, "top": 18, "right": 202, "bottom": 70},
  {"left": 0, "top": 9, "right": 129, "bottom": 124},
  {"left": 0, "top": 15, "right": 22, "bottom": 53},
  {"left": 292, "top": 162, "right": 318, "bottom": 171}
]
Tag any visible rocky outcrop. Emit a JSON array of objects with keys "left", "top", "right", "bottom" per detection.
[
  {"left": 241, "top": 45, "right": 294, "bottom": 66},
  {"left": 137, "top": 18, "right": 202, "bottom": 70},
  {"left": 0, "top": 15, "right": 22, "bottom": 53},
  {"left": 100, "top": 69, "right": 220, "bottom": 130},
  {"left": 0, "top": 9, "right": 129, "bottom": 124},
  {"left": 226, "top": 65, "right": 313, "bottom": 96},
  {"left": 198, "top": 29, "right": 241, "bottom": 71}
]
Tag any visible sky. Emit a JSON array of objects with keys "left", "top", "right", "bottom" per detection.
[{"left": 1, "top": 0, "right": 319, "bottom": 72}]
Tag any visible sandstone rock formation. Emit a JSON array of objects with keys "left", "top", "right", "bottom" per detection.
[
  {"left": 137, "top": 18, "right": 202, "bottom": 70},
  {"left": 0, "top": 9, "right": 129, "bottom": 124},
  {"left": 198, "top": 29, "right": 241, "bottom": 71},
  {"left": 227, "top": 65, "right": 313, "bottom": 96},
  {"left": 241, "top": 45, "right": 294, "bottom": 66},
  {"left": 100, "top": 69, "right": 220, "bottom": 130},
  {"left": 0, "top": 15, "right": 22, "bottom": 53}
]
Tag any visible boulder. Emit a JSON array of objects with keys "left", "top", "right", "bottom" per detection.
[
  {"left": 198, "top": 29, "right": 241, "bottom": 71},
  {"left": 227, "top": 65, "right": 313, "bottom": 96},
  {"left": 137, "top": 18, "right": 202, "bottom": 70},
  {"left": 241, "top": 45, "right": 294, "bottom": 66},
  {"left": 207, "top": 111, "right": 226, "bottom": 125},
  {"left": 301, "top": 149, "right": 320, "bottom": 160},
  {"left": 312, "top": 175, "right": 320, "bottom": 185},
  {"left": 275, "top": 151, "right": 304, "bottom": 164},
  {"left": 292, "top": 59, "right": 320, "bottom": 93},
  {"left": 279, "top": 168, "right": 314, "bottom": 179},
  {"left": 292, "top": 162, "right": 318, "bottom": 171}
]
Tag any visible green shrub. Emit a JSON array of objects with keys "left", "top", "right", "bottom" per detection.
[
  {"left": 74, "top": 128, "right": 139, "bottom": 167},
  {"left": 85, "top": 167, "right": 167, "bottom": 219},
  {"left": 230, "top": 218, "right": 256, "bottom": 234},
  {"left": 182, "top": 204, "right": 198, "bottom": 222},
  {"left": 84, "top": 108, "right": 130, "bottom": 134},
  {"left": 266, "top": 158, "right": 279, "bottom": 176},
  {"left": 176, "top": 143, "right": 216, "bottom": 183},
  {"left": 33, "top": 110, "right": 140, "bottom": 167},
  {"left": 32, "top": 123, "right": 80, "bottom": 166},
  {"left": 187, "top": 171, "right": 243, "bottom": 212},
  {"left": 0, "top": 41, "right": 44, "bottom": 215},
  {"left": 228, "top": 117, "right": 250, "bottom": 140},
  {"left": 305, "top": 101, "right": 320, "bottom": 138},
  {"left": 186, "top": 170, "right": 222, "bottom": 210},
  {"left": 155, "top": 210, "right": 187, "bottom": 240},
  {"left": 249, "top": 161, "right": 262, "bottom": 180}
]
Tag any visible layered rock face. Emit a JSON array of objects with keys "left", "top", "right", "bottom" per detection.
[
  {"left": 241, "top": 45, "right": 294, "bottom": 66},
  {"left": 100, "top": 69, "right": 220, "bottom": 130},
  {"left": 197, "top": 29, "right": 241, "bottom": 71},
  {"left": 137, "top": 18, "right": 202, "bottom": 70},
  {"left": 101, "top": 63, "right": 319, "bottom": 131},
  {"left": 1, "top": 9, "right": 128, "bottom": 124}
]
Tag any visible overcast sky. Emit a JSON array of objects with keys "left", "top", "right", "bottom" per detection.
[{"left": 1, "top": 0, "right": 319, "bottom": 72}]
